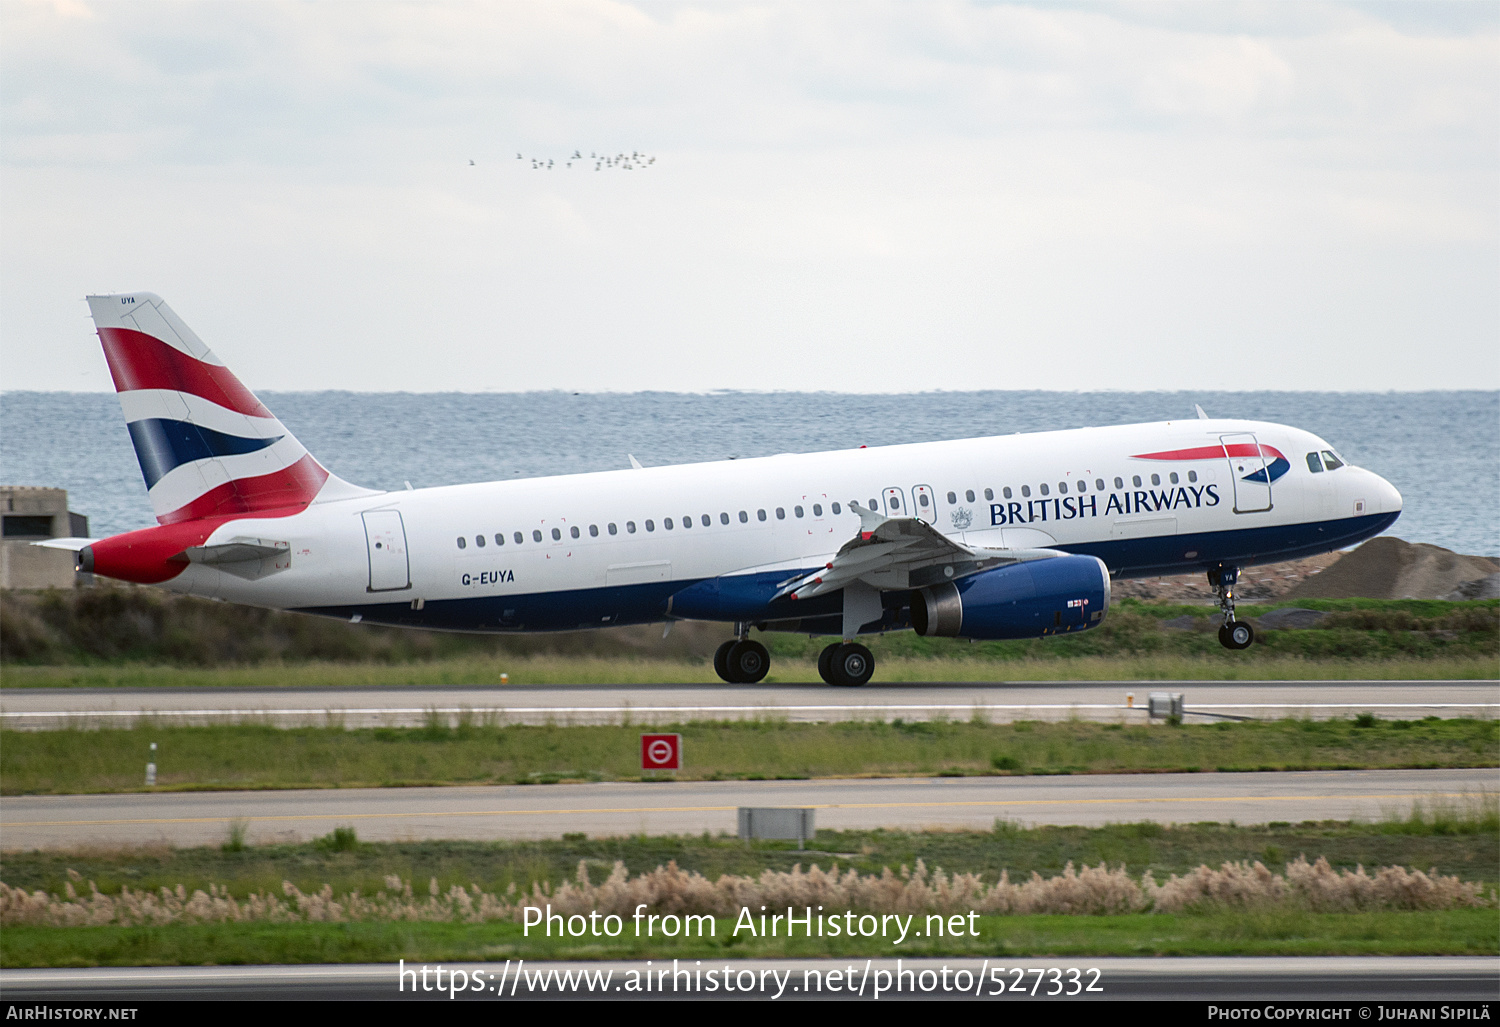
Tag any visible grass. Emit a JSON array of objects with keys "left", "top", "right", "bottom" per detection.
[
  {"left": 3, "top": 587, "right": 1495, "bottom": 685},
  {"left": 4, "top": 814, "right": 1495, "bottom": 901},
  {"left": 5, "top": 653, "right": 1499, "bottom": 688},
  {"left": 2, "top": 717, "right": 1495, "bottom": 794},
  {"left": 3, "top": 909, "right": 1495, "bottom": 966}
]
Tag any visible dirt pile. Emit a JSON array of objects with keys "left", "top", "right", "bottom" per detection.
[
  {"left": 1113, "top": 551, "right": 1342, "bottom": 603},
  {"left": 1282, "top": 537, "right": 1499, "bottom": 601}
]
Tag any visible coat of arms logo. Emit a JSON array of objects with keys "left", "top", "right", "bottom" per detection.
[{"left": 949, "top": 507, "right": 973, "bottom": 530}]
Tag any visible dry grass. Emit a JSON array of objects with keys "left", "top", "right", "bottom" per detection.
[{"left": 4, "top": 856, "right": 1488, "bottom": 928}]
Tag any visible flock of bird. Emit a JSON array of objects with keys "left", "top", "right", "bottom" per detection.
[{"left": 467, "top": 151, "right": 658, "bottom": 171}]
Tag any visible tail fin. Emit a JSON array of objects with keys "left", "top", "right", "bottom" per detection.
[{"left": 86, "top": 292, "right": 376, "bottom": 524}]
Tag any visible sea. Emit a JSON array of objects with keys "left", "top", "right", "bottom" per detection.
[{"left": 2, "top": 391, "right": 1496, "bottom": 557}]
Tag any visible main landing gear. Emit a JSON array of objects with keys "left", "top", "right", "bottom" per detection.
[
  {"left": 1209, "top": 566, "right": 1255, "bottom": 650},
  {"left": 713, "top": 623, "right": 770, "bottom": 683},
  {"left": 818, "top": 641, "right": 875, "bottom": 686}
]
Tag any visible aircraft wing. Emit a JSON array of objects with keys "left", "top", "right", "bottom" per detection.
[{"left": 774, "top": 503, "right": 1064, "bottom": 601}]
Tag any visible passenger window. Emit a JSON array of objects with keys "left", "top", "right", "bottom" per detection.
[
  {"left": 1306, "top": 452, "right": 1323, "bottom": 473},
  {"left": 984, "top": 488, "right": 993, "bottom": 501},
  {"left": 776, "top": 508, "right": 785, "bottom": 520},
  {"left": 1150, "top": 474, "right": 1160, "bottom": 486},
  {"left": 588, "top": 525, "right": 598, "bottom": 537},
  {"left": 918, "top": 494, "right": 929, "bottom": 507},
  {"left": 1095, "top": 479, "right": 1104, "bottom": 491},
  {"left": 1020, "top": 486, "right": 1030, "bottom": 498},
  {"left": 493, "top": 534, "right": 504, "bottom": 546},
  {"left": 1322, "top": 451, "right": 1343, "bottom": 470},
  {"left": 514, "top": 532, "right": 524, "bottom": 544},
  {"left": 738, "top": 511, "right": 748, "bottom": 523},
  {"left": 794, "top": 505, "right": 804, "bottom": 518},
  {"left": 1058, "top": 482, "right": 1067, "bottom": 494},
  {"left": 552, "top": 528, "right": 562, "bottom": 541},
  {"left": 758, "top": 509, "right": 767, "bottom": 521},
  {"left": 889, "top": 495, "right": 901, "bottom": 510},
  {"left": 1003, "top": 487, "right": 1012, "bottom": 500},
  {"left": 1187, "top": 471, "right": 1197, "bottom": 483},
  {"left": 1039, "top": 484, "right": 1049, "bottom": 496},
  {"left": 812, "top": 504, "right": 822, "bottom": 516},
  {"left": 720, "top": 512, "right": 729, "bottom": 525},
  {"left": 645, "top": 520, "right": 655, "bottom": 532},
  {"left": 456, "top": 537, "right": 466, "bottom": 549},
  {"left": 946, "top": 491, "right": 956, "bottom": 504},
  {"left": 532, "top": 530, "right": 543, "bottom": 542},
  {"left": 680, "top": 516, "right": 689, "bottom": 529},
  {"left": 569, "top": 526, "right": 579, "bottom": 539},
  {"left": 1132, "top": 476, "right": 1142, "bottom": 488},
  {"left": 1114, "top": 477, "right": 1124, "bottom": 489},
  {"left": 832, "top": 502, "right": 841, "bottom": 515},
  {"left": 1077, "top": 481, "right": 1087, "bottom": 492},
  {"left": 608, "top": 523, "right": 618, "bottom": 535},
  {"left": 666, "top": 518, "right": 675, "bottom": 530},
  {"left": 868, "top": 498, "right": 879, "bottom": 510},
  {"left": 965, "top": 490, "right": 975, "bottom": 502},
  {"left": 702, "top": 514, "right": 711, "bottom": 527},
  {"left": 1167, "top": 472, "right": 1176, "bottom": 484},
  {"left": 476, "top": 535, "right": 485, "bottom": 547}
]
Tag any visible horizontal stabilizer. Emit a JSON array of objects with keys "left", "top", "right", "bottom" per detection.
[
  {"left": 29, "top": 537, "right": 99, "bottom": 552},
  {"left": 179, "top": 537, "right": 289, "bottom": 565}
]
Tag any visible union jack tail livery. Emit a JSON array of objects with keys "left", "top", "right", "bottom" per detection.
[{"left": 86, "top": 293, "right": 371, "bottom": 525}]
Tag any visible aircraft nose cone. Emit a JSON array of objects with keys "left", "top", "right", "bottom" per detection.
[{"left": 1380, "top": 474, "right": 1403, "bottom": 514}]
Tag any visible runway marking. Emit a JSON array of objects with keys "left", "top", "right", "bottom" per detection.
[
  {"left": 3, "top": 702, "right": 1495, "bottom": 719},
  {"left": 5, "top": 792, "right": 1474, "bottom": 828}
]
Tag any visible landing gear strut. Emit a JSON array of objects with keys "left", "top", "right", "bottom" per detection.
[
  {"left": 1209, "top": 566, "right": 1255, "bottom": 650},
  {"left": 818, "top": 642, "right": 875, "bottom": 686},
  {"left": 713, "top": 623, "right": 770, "bottom": 683}
]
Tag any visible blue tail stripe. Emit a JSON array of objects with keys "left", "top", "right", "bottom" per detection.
[{"left": 126, "top": 418, "right": 283, "bottom": 488}]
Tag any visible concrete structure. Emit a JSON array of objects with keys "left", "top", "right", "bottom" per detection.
[{"left": 0, "top": 487, "right": 89, "bottom": 589}]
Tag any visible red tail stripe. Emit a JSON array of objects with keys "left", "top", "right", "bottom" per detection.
[
  {"left": 158, "top": 454, "right": 328, "bottom": 525},
  {"left": 1132, "top": 444, "right": 1286, "bottom": 461},
  {"left": 89, "top": 505, "right": 309, "bottom": 584},
  {"left": 99, "top": 327, "right": 272, "bottom": 419}
]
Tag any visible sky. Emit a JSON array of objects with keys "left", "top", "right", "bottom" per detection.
[{"left": 2, "top": 0, "right": 1496, "bottom": 393}]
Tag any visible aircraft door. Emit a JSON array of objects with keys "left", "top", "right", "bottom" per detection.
[
  {"left": 911, "top": 485, "right": 936, "bottom": 524},
  {"left": 363, "top": 510, "right": 410, "bottom": 591},
  {"left": 882, "top": 487, "right": 908, "bottom": 517},
  {"left": 1221, "top": 433, "right": 1272, "bottom": 513}
]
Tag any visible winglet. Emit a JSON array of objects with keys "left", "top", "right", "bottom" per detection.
[
  {"left": 851, "top": 500, "right": 886, "bottom": 540},
  {"left": 628, "top": 454, "right": 644, "bottom": 469},
  {"left": 1194, "top": 404, "right": 1209, "bottom": 420}
]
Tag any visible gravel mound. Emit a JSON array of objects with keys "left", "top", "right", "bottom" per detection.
[{"left": 1282, "top": 537, "right": 1500, "bottom": 600}]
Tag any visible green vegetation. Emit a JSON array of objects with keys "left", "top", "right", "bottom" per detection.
[
  {"left": 3, "top": 717, "right": 1495, "bottom": 794},
  {"left": 5, "top": 909, "right": 1494, "bottom": 966},
  {"left": 2, "top": 586, "right": 1495, "bottom": 684}
]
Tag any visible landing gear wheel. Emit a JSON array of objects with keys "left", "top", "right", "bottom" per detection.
[
  {"left": 817, "top": 644, "right": 838, "bottom": 684},
  {"left": 727, "top": 640, "right": 770, "bottom": 684},
  {"left": 1219, "top": 622, "right": 1254, "bottom": 650},
  {"left": 828, "top": 643, "right": 875, "bottom": 686},
  {"left": 713, "top": 640, "right": 737, "bottom": 683}
]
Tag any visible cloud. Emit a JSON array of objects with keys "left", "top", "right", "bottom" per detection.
[{"left": 1, "top": 0, "right": 1495, "bottom": 392}]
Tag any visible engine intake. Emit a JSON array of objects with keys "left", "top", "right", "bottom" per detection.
[{"left": 911, "top": 555, "right": 1111, "bottom": 640}]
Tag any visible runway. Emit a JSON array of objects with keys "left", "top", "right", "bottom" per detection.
[
  {"left": 3, "top": 680, "right": 1495, "bottom": 729},
  {"left": 3, "top": 768, "right": 1491, "bottom": 848},
  {"left": 1, "top": 957, "right": 1495, "bottom": 1001}
]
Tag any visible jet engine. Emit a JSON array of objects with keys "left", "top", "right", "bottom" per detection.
[{"left": 910, "top": 554, "right": 1110, "bottom": 640}]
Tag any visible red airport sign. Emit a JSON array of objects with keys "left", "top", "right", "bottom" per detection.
[{"left": 641, "top": 733, "right": 681, "bottom": 771}]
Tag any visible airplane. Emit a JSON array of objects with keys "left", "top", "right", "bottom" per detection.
[{"left": 40, "top": 293, "right": 1403, "bottom": 686}]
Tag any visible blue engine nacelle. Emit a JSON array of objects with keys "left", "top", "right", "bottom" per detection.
[{"left": 910, "top": 555, "right": 1111, "bottom": 640}]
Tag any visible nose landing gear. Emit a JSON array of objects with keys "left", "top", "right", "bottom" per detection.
[
  {"left": 713, "top": 624, "right": 771, "bottom": 683},
  {"left": 1209, "top": 566, "right": 1255, "bottom": 650}
]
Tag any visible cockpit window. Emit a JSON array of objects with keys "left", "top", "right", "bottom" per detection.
[
  {"left": 1306, "top": 452, "right": 1324, "bottom": 473},
  {"left": 1321, "top": 450, "right": 1344, "bottom": 470}
]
